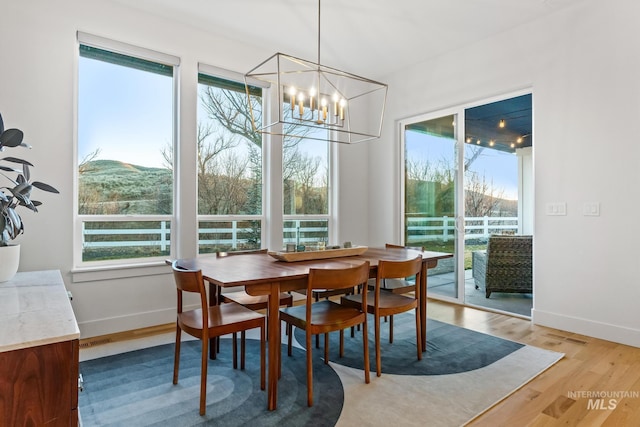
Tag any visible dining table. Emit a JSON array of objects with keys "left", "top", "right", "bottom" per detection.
[{"left": 176, "top": 246, "right": 452, "bottom": 410}]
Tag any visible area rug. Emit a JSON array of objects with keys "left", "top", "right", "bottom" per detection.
[
  {"left": 79, "top": 318, "right": 563, "bottom": 427},
  {"left": 79, "top": 339, "right": 342, "bottom": 427}
]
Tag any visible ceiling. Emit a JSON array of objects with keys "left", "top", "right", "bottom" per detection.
[
  {"left": 406, "top": 94, "right": 532, "bottom": 154},
  {"left": 107, "top": 0, "right": 583, "bottom": 79}
]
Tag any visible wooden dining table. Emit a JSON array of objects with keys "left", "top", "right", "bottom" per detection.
[{"left": 176, "top": 246, "right": 452, "bottom": 410}]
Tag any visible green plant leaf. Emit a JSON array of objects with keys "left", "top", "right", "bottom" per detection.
[
  {"left": 22, "top": 163, "right": 30, "bottom": 181},
  {"left": 1, "top": 156, "right": 34, "bottom": 167},
  {"left": 0, "top": 165, "right": 22, "bottom": 173},
  {"left": 0, "top": 129, "right": 24, "bottom": 148},
  {"left": 32, "top": 181, "right": 60, "bottom": 193}
]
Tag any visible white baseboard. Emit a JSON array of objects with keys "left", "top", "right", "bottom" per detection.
[
  {"left": 532, "top": 309, "right": 640, "bottom": 348},
  {"left": 78, "top": 307, "right": 177, "bottom": 338}
]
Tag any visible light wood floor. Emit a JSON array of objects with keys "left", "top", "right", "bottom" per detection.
[
  {"left": 426, "top": 300, "right": 640, "bottom": 427},
  {"left": 79, "top": 300, "right": 640, "bottom": 426}
]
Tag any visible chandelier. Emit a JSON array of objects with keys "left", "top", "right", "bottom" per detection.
[{"left": 244, "top": 0, "right": 388, "bottom": 144}]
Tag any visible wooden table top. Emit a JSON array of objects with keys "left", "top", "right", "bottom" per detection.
[{"left": 176, "top": 247, "right": 452, "bottom": 288}]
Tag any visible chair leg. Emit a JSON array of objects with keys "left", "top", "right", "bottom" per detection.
[
  {"left": 324, "top": 333, "right": 329, "bottom": 364},
  {"left": 389, "top": 315, "right": 394, "bottom": 344},
  {"left": 200, "top": 334, "right": 208, "bottom": 416},
  {"left": 260, "top": 323, "right": 266, "bottom": 390},
  {"left": 287, "top": 322, "right": 293, "bottom": 357},
  {"left": 306, "top": 331, "right": 314, "bottom": 407},
  {"left": 339, "top": 329, "right": 344, "bottom": 358},
  {"left": 362, "top": 317, "right": 370, "bottom": 384},
  {"left": 241, "top": 331, "right": 246, "bottom": 370},
  {"left": 232, "top": 332, "right": 238, "bottom": 369},
  {"left": 375, "top": 314, "right": 382, "bottom": 377},
  {"left": 415, "top": 307, "right": 423, "bottom": 360},
  {"left": 173, "top": 324, "right": 181, "bottom": 385}
]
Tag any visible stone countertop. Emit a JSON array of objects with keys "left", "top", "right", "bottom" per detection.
[{"left": 0, "top": 270, "right": 80, "bottom": 352}]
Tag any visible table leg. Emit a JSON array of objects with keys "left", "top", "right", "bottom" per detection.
[
  {"left": 267, "top": 281, "right": 281, "bottom": 410},
  {"left": 420, "top": 263, "right": 427, "bottom": 352}
]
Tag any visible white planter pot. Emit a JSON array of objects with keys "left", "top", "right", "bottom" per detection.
[{"left": 0, "top": 244, "right": 20, "bottom": 282}]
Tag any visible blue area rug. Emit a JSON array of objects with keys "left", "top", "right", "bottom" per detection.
[
  {"left": 78, "top": 316, "right": 535, "bottom": 426},
  {"left": 79, "top": 339, "right": 342, "bottom": 426},
  {"left": 294, "top": 316, "right": 523, "bottom": 375}
]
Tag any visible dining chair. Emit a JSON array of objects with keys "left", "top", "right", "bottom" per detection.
[
  {"left": 373, "top": 243, "right": 424, "bottom": 294},
  {"left": 280, "top": 261, "right": 371, "bottom": 407},
  {"left": 342, "top": 256, "right": 422, "bottom": 377},
  {"left": 171, "top": 261, "right": 266, "bottom": 416},
  {"left": 217, "top": 249, "right": 294, "bottom": 312},
  {"left": 368, "top": 244, "right": 424, "bottom": 342}
]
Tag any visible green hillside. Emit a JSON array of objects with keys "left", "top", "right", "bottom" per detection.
[{"left": 79, "top": 160, "right": 172, "bottom": 215}]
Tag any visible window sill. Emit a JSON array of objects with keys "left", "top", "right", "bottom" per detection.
[{"left": 71, "top": 261, "right": 170, "bottom": 283}]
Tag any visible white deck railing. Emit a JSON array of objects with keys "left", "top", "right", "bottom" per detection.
[{"left": 82, "top": 216, "right": 518, "bottom": 249}]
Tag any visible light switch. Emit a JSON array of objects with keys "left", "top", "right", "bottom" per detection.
[
  {"left": 583, "top": 202, "right": 600, "bottom": 216},
  {"left": 546, "top": 202, "right": 567, "bottom": 216}
]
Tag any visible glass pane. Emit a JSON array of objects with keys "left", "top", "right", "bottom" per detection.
[
  {"left": 198, "top": 220, "right": 262, "bottom": 254},
  {"left": 283, "top": 219, "right": 329, "bottom": 249},
  {"left": 197, "top": 74, "right": 262, "bottom": 216},
  {"left": 464, "top": 94, "right": 532, "bottom": 315},
  {"left": 82, "top": 221, "right": 171, "bottom": 262},
  {"left": 283, "top": 134, "right": 329, "bottom": 215},
  {"left": 78, "top": 47, "right": 174, "bottom": 216},
  {"left": 404, "top": 114, "right": 457, "bottom": 298}
]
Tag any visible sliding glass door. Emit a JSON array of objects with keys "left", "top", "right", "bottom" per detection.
[
  {"left": 403, "top": 113, "right": 460, "bottom": 299},
  {"left": 402, "top": 93, "right": 533, "bottom": 314}
]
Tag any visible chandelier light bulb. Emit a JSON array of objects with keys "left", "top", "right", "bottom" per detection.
[
  {"left": 309, "top": 88, "right": 316, "bottom": 110},
  {"left": 289, "top": 87, "right": 296, "bottom": 110},
  {"left": 499, "top": 119, "right": 505, "bottom": 128}
]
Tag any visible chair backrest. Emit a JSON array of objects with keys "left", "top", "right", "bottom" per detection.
[
  {"left": 171, "top": 261, "right": 208, "bottom": 318},
  {"left": 373, "top": 256, "right": 423, "bottom": 302},
  {"left": 217, "top": 248, "right": 268, "bottom": 258},
  {"left": 306, "top": 262, "right": 370, "bottom": 312},
  {"left": 485, "top": 235, "right": 532, "bottom": 286},
  {"left": 385, "top": 243, "right": 425, "bottom": 252}
]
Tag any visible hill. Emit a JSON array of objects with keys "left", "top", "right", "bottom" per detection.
[{"left": 78, "top": 160, "right": 172, "bottom": 215}]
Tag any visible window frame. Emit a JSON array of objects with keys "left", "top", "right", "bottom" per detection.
[
  {"left": 196, "top": 64, "right": 267, "bottom": 254},
  {"left": 73, "top": 33, "right": 179, "bottom": 270}
]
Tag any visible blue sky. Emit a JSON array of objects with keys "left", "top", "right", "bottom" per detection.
[
  {"left": 78, "top": 57, "right": 173, "bottom": 168},
  {"left": 406, "top": 131, "right": 518, "bottom": 200}
]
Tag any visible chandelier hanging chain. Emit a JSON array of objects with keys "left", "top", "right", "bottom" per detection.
[{"left": 317, "top": 0, "right": 321, "bottom": 65}]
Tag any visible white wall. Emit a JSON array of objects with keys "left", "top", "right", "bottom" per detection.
[
  {"left": 3, "top": 0, "right": 638, "bottom": 347},
  {"left": 0, "top": 0, "right": 369, "bottom": 338},
  {"left": 371, "top": 0, "right": 640, "bottom": 346}
]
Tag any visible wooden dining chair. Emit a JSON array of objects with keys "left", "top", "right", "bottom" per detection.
[
  {"left": 217, "top": 249, "right": 294, "bottom": 311},
  {"left": 280, "top": 262, "right": 371, "bottom": 407},
  {"left": 342, "top": 256, "right": 422, "bottom": 377},
  {"left": 372, "top": 243, "right": 424, "bottom": 294},
  {"left": 367, "top": 244, "right": 424, "bottom": 342},
  {"left": 171, "top": 261, "right": 265, "bottom": 416}
]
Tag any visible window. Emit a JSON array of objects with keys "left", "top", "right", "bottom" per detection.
[
  {"left": 283, "top": 132, "right": 330, "bottom": 248},
  {"left": 76, "top": 35, "right": 178, "bottom": 265},
  {"left": 196, "top": 72, "right": 264, "bottom": 253}
]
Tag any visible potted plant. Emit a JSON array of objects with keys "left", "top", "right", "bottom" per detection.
[{"left": 0, "top": 112, "right": 59, "bottom": 281}]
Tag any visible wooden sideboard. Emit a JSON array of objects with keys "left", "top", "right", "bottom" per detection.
[{"left": 0, "top": 270, "right": 80, "bottom": 427}]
